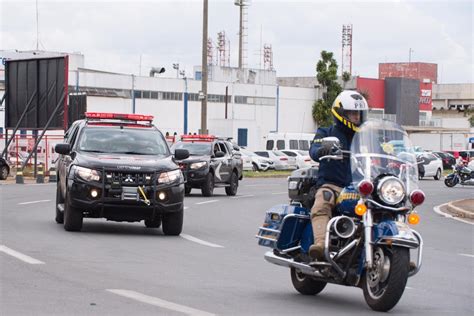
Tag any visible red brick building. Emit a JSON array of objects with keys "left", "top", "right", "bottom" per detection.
[{"left": 379, "top": 62, "right": 437, "bottom": 83}]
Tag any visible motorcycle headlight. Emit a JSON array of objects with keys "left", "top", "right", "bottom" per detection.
[
  {"left": 158, "top": 169, "right": 182, "bottom": 184},
  {"left": 377, "top": 177, "right": 405, "bottom": 205},
  {"left": 74, "top": 166, "right": 100, "bottom": 182},
  {"left": 190, "top": 161, "right": 207, "bottom": 170}
]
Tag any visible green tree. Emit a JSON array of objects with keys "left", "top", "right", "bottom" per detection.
[
  {"left": 312, "top": 51, "right": 342, "bottom": 127},
  {"left": 342, "top": 71, "right": 351, "bottom": 88}
]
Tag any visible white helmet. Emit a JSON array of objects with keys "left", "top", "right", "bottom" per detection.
[{"left": 331, "top": 90, "right": 369, "bottom": 132}]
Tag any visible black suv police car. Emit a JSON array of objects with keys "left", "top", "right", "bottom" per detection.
[
  {"left": 171, "top": 135, "right": 243, "bottom": 196},
  {"left": 0, "top": 157, "right": 10, "bottom": 180},
  {"left": 54, "top": 112, "right": 189, "bottom": 235}
]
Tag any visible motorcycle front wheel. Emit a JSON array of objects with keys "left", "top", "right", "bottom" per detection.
[
  {"left": 362, "top": 246, "right": 409, "bottom": 312},
  {"left": 444, "top": 177, "right": 457, "bottom": 187},
  {"left": 290, "top": 268, "right": 327, "bottom": 295}
]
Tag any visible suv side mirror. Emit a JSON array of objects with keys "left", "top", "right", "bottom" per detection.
[
  {"left": 233, "top": 145, "right": 240, "bottom": 151},
  {"left": 55, "top": 143, "right": 71, "bottom": 155},
  {"left": 174, "top": 149, "right": 189, "bottom": 160},
  {"left": 215, "top": 151, "right": 225, "bottom": 158}
]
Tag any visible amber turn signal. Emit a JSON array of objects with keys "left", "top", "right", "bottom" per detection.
[
  {"left": 408, "top": 213, "right": 420, "bottom": 225},
  {"left": 355, "top": 203, "right": 367, "bottom": 216}
]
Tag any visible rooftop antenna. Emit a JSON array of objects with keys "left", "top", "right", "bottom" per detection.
[
  {"left": 263, "top": 44, "right": 273, "bottom": 71},
  {"left": 341, "top": 24, "right": 353, "bottom": 76},
  {"left": 234, "top": 0, "right": 250, "bottom": 69}
]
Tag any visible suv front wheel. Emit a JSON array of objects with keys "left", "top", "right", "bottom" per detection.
[
  {"left": 162, "top": 207, "right": 183, "bottom": 235},
  {"left": 201, "top": 173, "right": 214, "bottom": 197},
  {"left": 63, "top": 192, "right": 83, "bottom": 231},
  {"left": 225, "top": 171, "right": 238, "bottom": 196},
  {"left": 55, "top": 184, "right": 64, "bottom": 224}
]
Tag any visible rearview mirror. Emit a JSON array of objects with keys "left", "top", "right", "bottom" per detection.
[
  {"left": 55, "top": 143, "right": 71, "bottom": 155},
  {"left": 174, "top": 149, "right": 189, "bottom": 160}
]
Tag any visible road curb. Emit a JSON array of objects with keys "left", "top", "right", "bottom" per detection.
[
  {"left": 447, "top": 199, "right": 474, "bottom": 220},
  {"left": 433, "top": 203, "right": 474, "bottom": 225}
]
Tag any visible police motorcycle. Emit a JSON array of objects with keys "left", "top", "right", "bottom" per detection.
[
  {"left": 444, "top": 163, "right": 474, "bottom": 187},
  {"left": 256, "top": 120, "right": 424, "bottom": 312}
]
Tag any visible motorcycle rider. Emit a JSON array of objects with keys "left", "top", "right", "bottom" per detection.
[{"left": 309, "top": 90, "right": 368, "bottom": 261}]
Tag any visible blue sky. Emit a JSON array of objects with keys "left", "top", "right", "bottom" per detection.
[{"left": 1, "top": 0, "right": 472, "bottom": 83}]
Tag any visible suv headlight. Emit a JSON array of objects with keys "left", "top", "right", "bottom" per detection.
[
  {"left": 377, "top": 177, "right": 405, "bottom": 205},
  {"left": 190, "top": 161, "right": 207, "bottom": 170},
  {"left": 158, "top": 169, "right": 182, "bottom": 184},
  {"left": 74, "top": 166, "right": 100, "bottom": 182}
]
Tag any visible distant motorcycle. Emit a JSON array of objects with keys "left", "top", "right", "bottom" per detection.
[
  {"left": 444, "top": 164, "right": 474, "bottom": 187},
  {"left": 256, "top": 120, "right": 424, "bottom": 312}
]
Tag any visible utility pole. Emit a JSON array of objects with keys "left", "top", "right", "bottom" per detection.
[
  {"left": 200, "top": 0, "right": 208, "bottom": 135},
  {"left": 409, "top": 48, "right": 414, "bottom": 63}
]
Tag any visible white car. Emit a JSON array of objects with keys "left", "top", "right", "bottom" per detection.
[
  {"left": 417, "top": 152, "right": 443, "bottom": 180},
  {"left": 240, "top": 149, "right": 273, "bottom": 171},
  {"left": 281, "top": 150, "right": 318, "bottom": 169},
  {"left": 254, "top": 150, "right": 297, "bottom": 170}
]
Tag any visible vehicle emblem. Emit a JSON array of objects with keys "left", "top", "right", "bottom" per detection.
[{"left": 124, "top": 175, "right": 134, "bottom": 183}]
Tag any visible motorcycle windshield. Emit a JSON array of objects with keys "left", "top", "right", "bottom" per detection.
[{"left": 351, "top": 120, "right": 419, "bottom": 192}]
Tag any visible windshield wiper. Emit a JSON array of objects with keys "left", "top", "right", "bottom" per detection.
[{"left": 81, "top": 149, "right": 106, "bottom": 153}]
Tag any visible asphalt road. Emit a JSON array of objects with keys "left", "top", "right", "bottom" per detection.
[{"left": 1, "top": 178, "right": 473, "bottom": 315}]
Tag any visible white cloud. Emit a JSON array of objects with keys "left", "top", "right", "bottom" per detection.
[{"left": 0, "top": 0, "right": 472, "bottom": 82}]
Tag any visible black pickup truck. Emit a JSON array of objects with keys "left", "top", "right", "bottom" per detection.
[
  {"left": 171, "top": 135, "right": 243, "bottom": 196},
  {"left": 54, "top": 112, "right": 189, "bottom": 235}
]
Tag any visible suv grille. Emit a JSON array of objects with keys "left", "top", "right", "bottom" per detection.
[{"left": 105, "top": 172, "right": 154, "bottom": 186}]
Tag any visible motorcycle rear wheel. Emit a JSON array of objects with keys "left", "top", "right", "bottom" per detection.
[
  {"left": 290, "top": 268, "right": 327, "bottom": 295},
  {"left": 362, "top": 246, "right": 409, "bottom": 312}
]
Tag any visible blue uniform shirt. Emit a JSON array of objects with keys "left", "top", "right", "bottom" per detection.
[{"left": 309, "top": 125, "right": 354, "bottom": 188}]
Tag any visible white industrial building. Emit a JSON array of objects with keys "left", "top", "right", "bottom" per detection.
[{"left": 0, "top": 50, "right": 473, "bottom": 151}]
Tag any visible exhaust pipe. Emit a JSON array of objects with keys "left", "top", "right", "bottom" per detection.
[
  {"left": 264, "top": 251, "right": 325, "bottom": 278},
  {"left": 332, "top": 216, "right": 356, "bottom": 239}
]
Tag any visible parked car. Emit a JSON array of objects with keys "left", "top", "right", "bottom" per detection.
[
  {"left": 0, "top": 157, "right": 10, "bottom": 180},
  {"left": 433, "top": 151, "right": 456, "bottom": 169},
  {"left": 254, "top": 150, "right": 297, "bottom": 170},
  {"left": 281, "top": 150, "right": 317, "bottom": 169},
  {"left": 416, "top": 152, "right": 443, "bottom": 180},
  {"left": 240, "top": 148, "right": 273, "bottom": 171}
]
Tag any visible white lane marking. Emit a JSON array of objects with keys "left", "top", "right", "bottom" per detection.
[
  {"left": 230, "top": 194, "right": 255, "bottom": 199},
  {"left": 107, "top": 289, "right": 215, "bottom": 316},
  {"left": 18, "top": 199, "right": 51, "bottom": 205},
  {"left": 0, "top": 245, "right": 45, "bottom": 264},
  {"left": 195, "top": 200, "right": 218, "bottom": 205},
  {"left": 433, "top": 203, "right": 474, "bottom": 225},
  {"left": 405, "top": 286, "right": 414, "bottom": 290},
  {"left": 271, "top": 192, "right": 287, "bottom": 195},
  {"left": 180, "top": 234, "right": 224, "bottom": 248},
  {"left": 459, "top": 253, "right": 474, "bottom": 258},
  {"left": 184, "top": 206, "right": 189, "bottom": 210}
]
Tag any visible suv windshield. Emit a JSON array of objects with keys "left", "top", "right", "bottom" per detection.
[
  {"left": 172, "top": 142, "right": 212, "bottom": 156},
  {"left": 77, "top": 127, "right": 169, "bottom": 155}
]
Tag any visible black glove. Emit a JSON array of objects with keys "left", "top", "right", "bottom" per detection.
[{"left": 317, "top": 146, "right": 332, "bottom": 157}]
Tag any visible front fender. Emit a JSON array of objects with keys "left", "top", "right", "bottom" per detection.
[{"left": 373, "top": 220, "right": 420, "bottom": 249}]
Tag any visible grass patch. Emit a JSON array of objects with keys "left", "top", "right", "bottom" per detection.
[{"left": 243, "top": 170, "right": 292, "bottom": 178}]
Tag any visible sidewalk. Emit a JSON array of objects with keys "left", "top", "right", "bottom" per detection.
[{"left": 446, "top": 199, "right": 474, "bottom": 220}]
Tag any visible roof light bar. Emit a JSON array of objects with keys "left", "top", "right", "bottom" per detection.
[
  {"left": 180, "top": 134, "right": 216, "bottom": 142},
  {"left": 85, "top": 112, "right": 154, "bottom": 122}
]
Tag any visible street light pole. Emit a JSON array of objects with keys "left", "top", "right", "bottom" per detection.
[{"left": 200, "top": 0, "right": 208, "bottom": 135}]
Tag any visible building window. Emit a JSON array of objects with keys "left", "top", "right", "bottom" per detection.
[
  {"left": 134, "top": 90, "right": 142, "bottom": 99},
  {"left": 150, "top": 91, "right": 158, "bottom": 99},
  {"left": 142, "top": 91, "right": 151, "bottom": 99},
  {"left": 276, "top": 140, "right": 285, "bottom": 150},
  {"left": 289, "top": 140, "right": 298, "bottom": 150}
]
